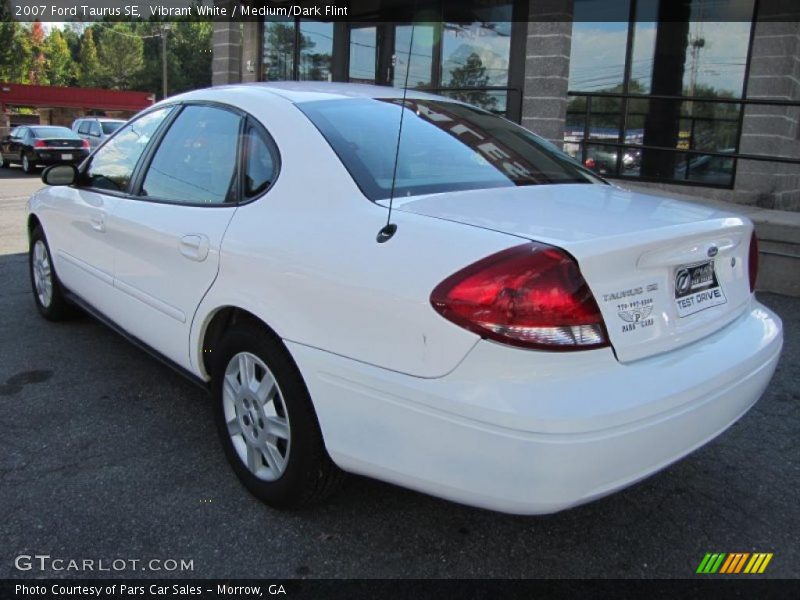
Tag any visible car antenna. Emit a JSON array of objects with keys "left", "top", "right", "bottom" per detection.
[{"left": 376, "top": 19, "right": 416, "bottom": 244}]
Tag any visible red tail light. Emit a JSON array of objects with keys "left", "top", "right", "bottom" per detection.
[
  {"left": 82, "top": 139, "right": 90, "bottom": 149},
  {"left": 33, "top": 140, "right": 46, "bottom": 148},
  {"left": 430, "top": 243, "right": 609, "bottom": 351},
  {"left": 748, "top": 230, "right": 759, "bottom": 293},
  {"left": 584, "top": 158, "right": 596, "bottom": 169}
]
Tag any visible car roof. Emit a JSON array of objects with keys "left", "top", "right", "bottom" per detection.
[{"left": 172, "top": 81, "right": 454, "bottom": 106}]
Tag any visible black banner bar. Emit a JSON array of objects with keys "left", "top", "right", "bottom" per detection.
[
  {"left": 4, "top": 0, "right": 800, "bottom": 23},
  {"left": 3, "top": 579, "right": 800, "bottom": 600}
]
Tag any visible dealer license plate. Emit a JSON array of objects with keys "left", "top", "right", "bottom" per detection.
[{"left": 674, "top": 260, "right": 726, "bottom": 317}]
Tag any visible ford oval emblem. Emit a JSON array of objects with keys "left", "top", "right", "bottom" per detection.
[{"left": 707, "top": 245, "right": 719, "bottom": 258}]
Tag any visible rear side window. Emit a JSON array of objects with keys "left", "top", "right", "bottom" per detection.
[
  {"left": 31, "top": 127, "right": 79, "bottom": 139},
  {"left": 140, "top": 105, "right": 241, "bottom": 205},
  {"left": 84, "top": 107, "right": 173, "bottom": 192},
  {"left": 242, "top": 125, "right": 277, "bottom": 198},
  {"left": 299, "top": 98, "right": 594, "bottom": 201},
  {"left": 89, "top": 121, "right": 101, "bottom": 136},
  {"left": 78, "top": 121, "right": 90, "bottom": 134}
]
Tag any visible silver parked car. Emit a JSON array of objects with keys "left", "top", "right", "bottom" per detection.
[{"left": 71, "top": 117, "right": 126, "bottom": 149}]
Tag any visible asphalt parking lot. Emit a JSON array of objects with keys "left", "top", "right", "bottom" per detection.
[{"left": 1, "top": 167, "right": 798, "bottom": 579}]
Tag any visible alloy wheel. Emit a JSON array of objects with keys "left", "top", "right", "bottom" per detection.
[
  {"left": 32, "top": 240, "right": 53, "bottom": 308},
  {"left": 222, "top": 352, "right": 291, "bottom": 481}
]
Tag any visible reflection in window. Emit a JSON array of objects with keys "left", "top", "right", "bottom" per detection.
[
  {"left": 349, "top": 26, "right": 377, "bottom": 84},
  {"left": 631, "top": 0, "right": 753, "bottom": 98},
  {"left": 566, "top": 0, "right": 755, "bottom": 187},
  {"left": 244, "top": 126, "right": 277, "bottom": 198},
  {"left": 568, "top": 24, "right": 629, "bottom": 92},
  {"left": 299, "top": 21, "right": 333, "bottom": 81},
  {"left": 393, "top": 25, "right": 434, "bottom": 89},
  {"left": 299, "top": 98, "right": 593, "bottom": 202},
  {"left": 141, "top": 106, "right": 241, "bottom": 205},
  {"left": 85, "top": 107, "right": 172, "bottom": 192},
  {"left": 262, "top": 19, "right": 295, "bottom": 81},
  {"left": 441, "top": 5, "right": 512, "bottom": 113}
]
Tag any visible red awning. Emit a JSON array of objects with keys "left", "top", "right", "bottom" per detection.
[{"left": 0, "top": 83, "right": 155, "bottom": 111}]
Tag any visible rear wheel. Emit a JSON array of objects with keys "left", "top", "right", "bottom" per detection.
[
  {"left": 29, "top": 226, "right": 73, "bottom": 321},
  {"left": 0, "top": 155, "right": 8, "bottom": 168},
  {"left": 22, "top": 152, "right": 36, "bottom": 174},
  {"left": 212, "top": 324, "right": 344, "bottom": 508}
]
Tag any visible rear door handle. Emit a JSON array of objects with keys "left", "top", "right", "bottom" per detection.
[{"left": 179, "top": 234, "right": 210, "bottom": 262}]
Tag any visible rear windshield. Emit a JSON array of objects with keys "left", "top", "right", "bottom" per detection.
[
  {"left": 298, "top": 97, "right": 594, "bottom": 201},
  {"left": 31, "top": 126, "right": 80, "bottom": 139},
  {"left": 101, "top": 121, "right": 123, "bottom": 134}
]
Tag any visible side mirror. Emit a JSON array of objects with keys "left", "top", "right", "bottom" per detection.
[{"left": 42, "top": 164, "right": 77, "bottom": 186}]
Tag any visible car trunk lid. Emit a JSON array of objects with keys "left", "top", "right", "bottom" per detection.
[{"left": 388, "top": 183, "right": 753, "bottom": 362}]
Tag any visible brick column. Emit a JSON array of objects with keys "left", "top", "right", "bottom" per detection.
[
  {"left": 241, "top": 21, "right": 261, "bottom": 83},
  {"left": 735, "top": 2, "right": 800, "bottom": 211},
  {"left": 521, "top": 0, "right": 573, "bottom": 148},
  {"left": 212, "top": 21, "right": 242, "bottom": 86}
]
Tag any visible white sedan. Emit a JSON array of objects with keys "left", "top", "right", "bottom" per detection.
[{"left": 27, "top": 82, "right": 783, "bottom": 514}]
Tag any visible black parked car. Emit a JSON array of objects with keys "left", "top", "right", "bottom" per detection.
[{"left": 1, "top": 126, "right": 90, "bottom": 174}]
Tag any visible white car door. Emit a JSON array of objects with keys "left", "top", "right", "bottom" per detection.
[
  {"left": 44, "top": 107, "right": 174, "bottom": 315},
  {"left": 104, "top": 104, "right": 245, "bottom": 370}
]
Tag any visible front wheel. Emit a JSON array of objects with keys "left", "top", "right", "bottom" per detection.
[
  {"left": 212, "top": 324, "right": 344, "bottom": 509},
  {"left": 29, "top": 225, "right": 73, "bottom": 320}
]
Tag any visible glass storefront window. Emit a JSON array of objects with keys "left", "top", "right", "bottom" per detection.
[
  {"left": 260, "top": 10, "right": 517, "bottom": 118},
  {"left": 631, "top": 0, "right": 753, "bottom": 98},
  {"left": 262, "top": 19, "right": 295, "bottom": 81},
  {"left": 349, "top": 26, "right": 377, "bottom": 84},
  {"left": 566, "top": 0, "right": 755, "bottom": 187},
  {"left": 569, "top": 0, "right": 631, "bottom": 92},
  {"left": 393, "top": 24, "right": 434, "bottom": 89},
  {"left": 299, "top": 21, "right": 333, "bottom": 81}
]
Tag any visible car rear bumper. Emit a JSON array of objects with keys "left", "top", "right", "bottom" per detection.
[{"left": 288, "top": 299, "right": 782, "bottom": 514}]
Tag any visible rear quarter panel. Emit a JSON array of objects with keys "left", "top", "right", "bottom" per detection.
[{"left": 189, "top": 88, "right": 521, "bottom": 378}]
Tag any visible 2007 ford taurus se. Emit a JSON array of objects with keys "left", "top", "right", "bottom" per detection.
[{"left": 27, "top": 82, "right": 783, "bottom": 514}]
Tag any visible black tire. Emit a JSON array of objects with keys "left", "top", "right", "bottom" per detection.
[
  {"left": 29, "top": 225, "right": 74, "bottom": 321},
  {"left": 0, "top": 155, "right": 8, "bottom": 169},
  {"left": 212, "top": 323, "right": 345, "bottom": 509},
  {"left": 22, "top": 152, "right": 36, "bottom": 174}
]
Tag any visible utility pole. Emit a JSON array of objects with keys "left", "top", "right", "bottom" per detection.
[{"left": 161, "top": 23, "right": 172, "bottom": 99}]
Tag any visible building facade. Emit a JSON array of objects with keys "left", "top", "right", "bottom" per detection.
[{"left": 212, "top": 0, "right": 800, "bottom": 212}]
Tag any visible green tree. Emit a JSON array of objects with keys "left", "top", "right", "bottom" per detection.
[
  {"left": 0, "top": 20, "right": 32, "bottom": 83},
  {"left": 44, "top": 29, "right": 75, "bottom": 86},
  {"left": 166, "top": 21, "right": 212, "bottom": 94},
  {"left": 77, "top": 27, "right": 101, "bottom": 88},
  {"left": 134, "top": 20, "right": 212, "bottom": 98},
  {"left": 96, "top": 24, "right": 144, "bottom": 89},
  {"left": 62, "top": 24, "right": 83, "bottom": 64},
  {"left": 446, "top": 52, "right": 498, "bottom": 111}
]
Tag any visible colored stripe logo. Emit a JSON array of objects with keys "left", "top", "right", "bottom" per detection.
[{"left": 696, "top": 552, "right": 773, "bottom": 574}]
